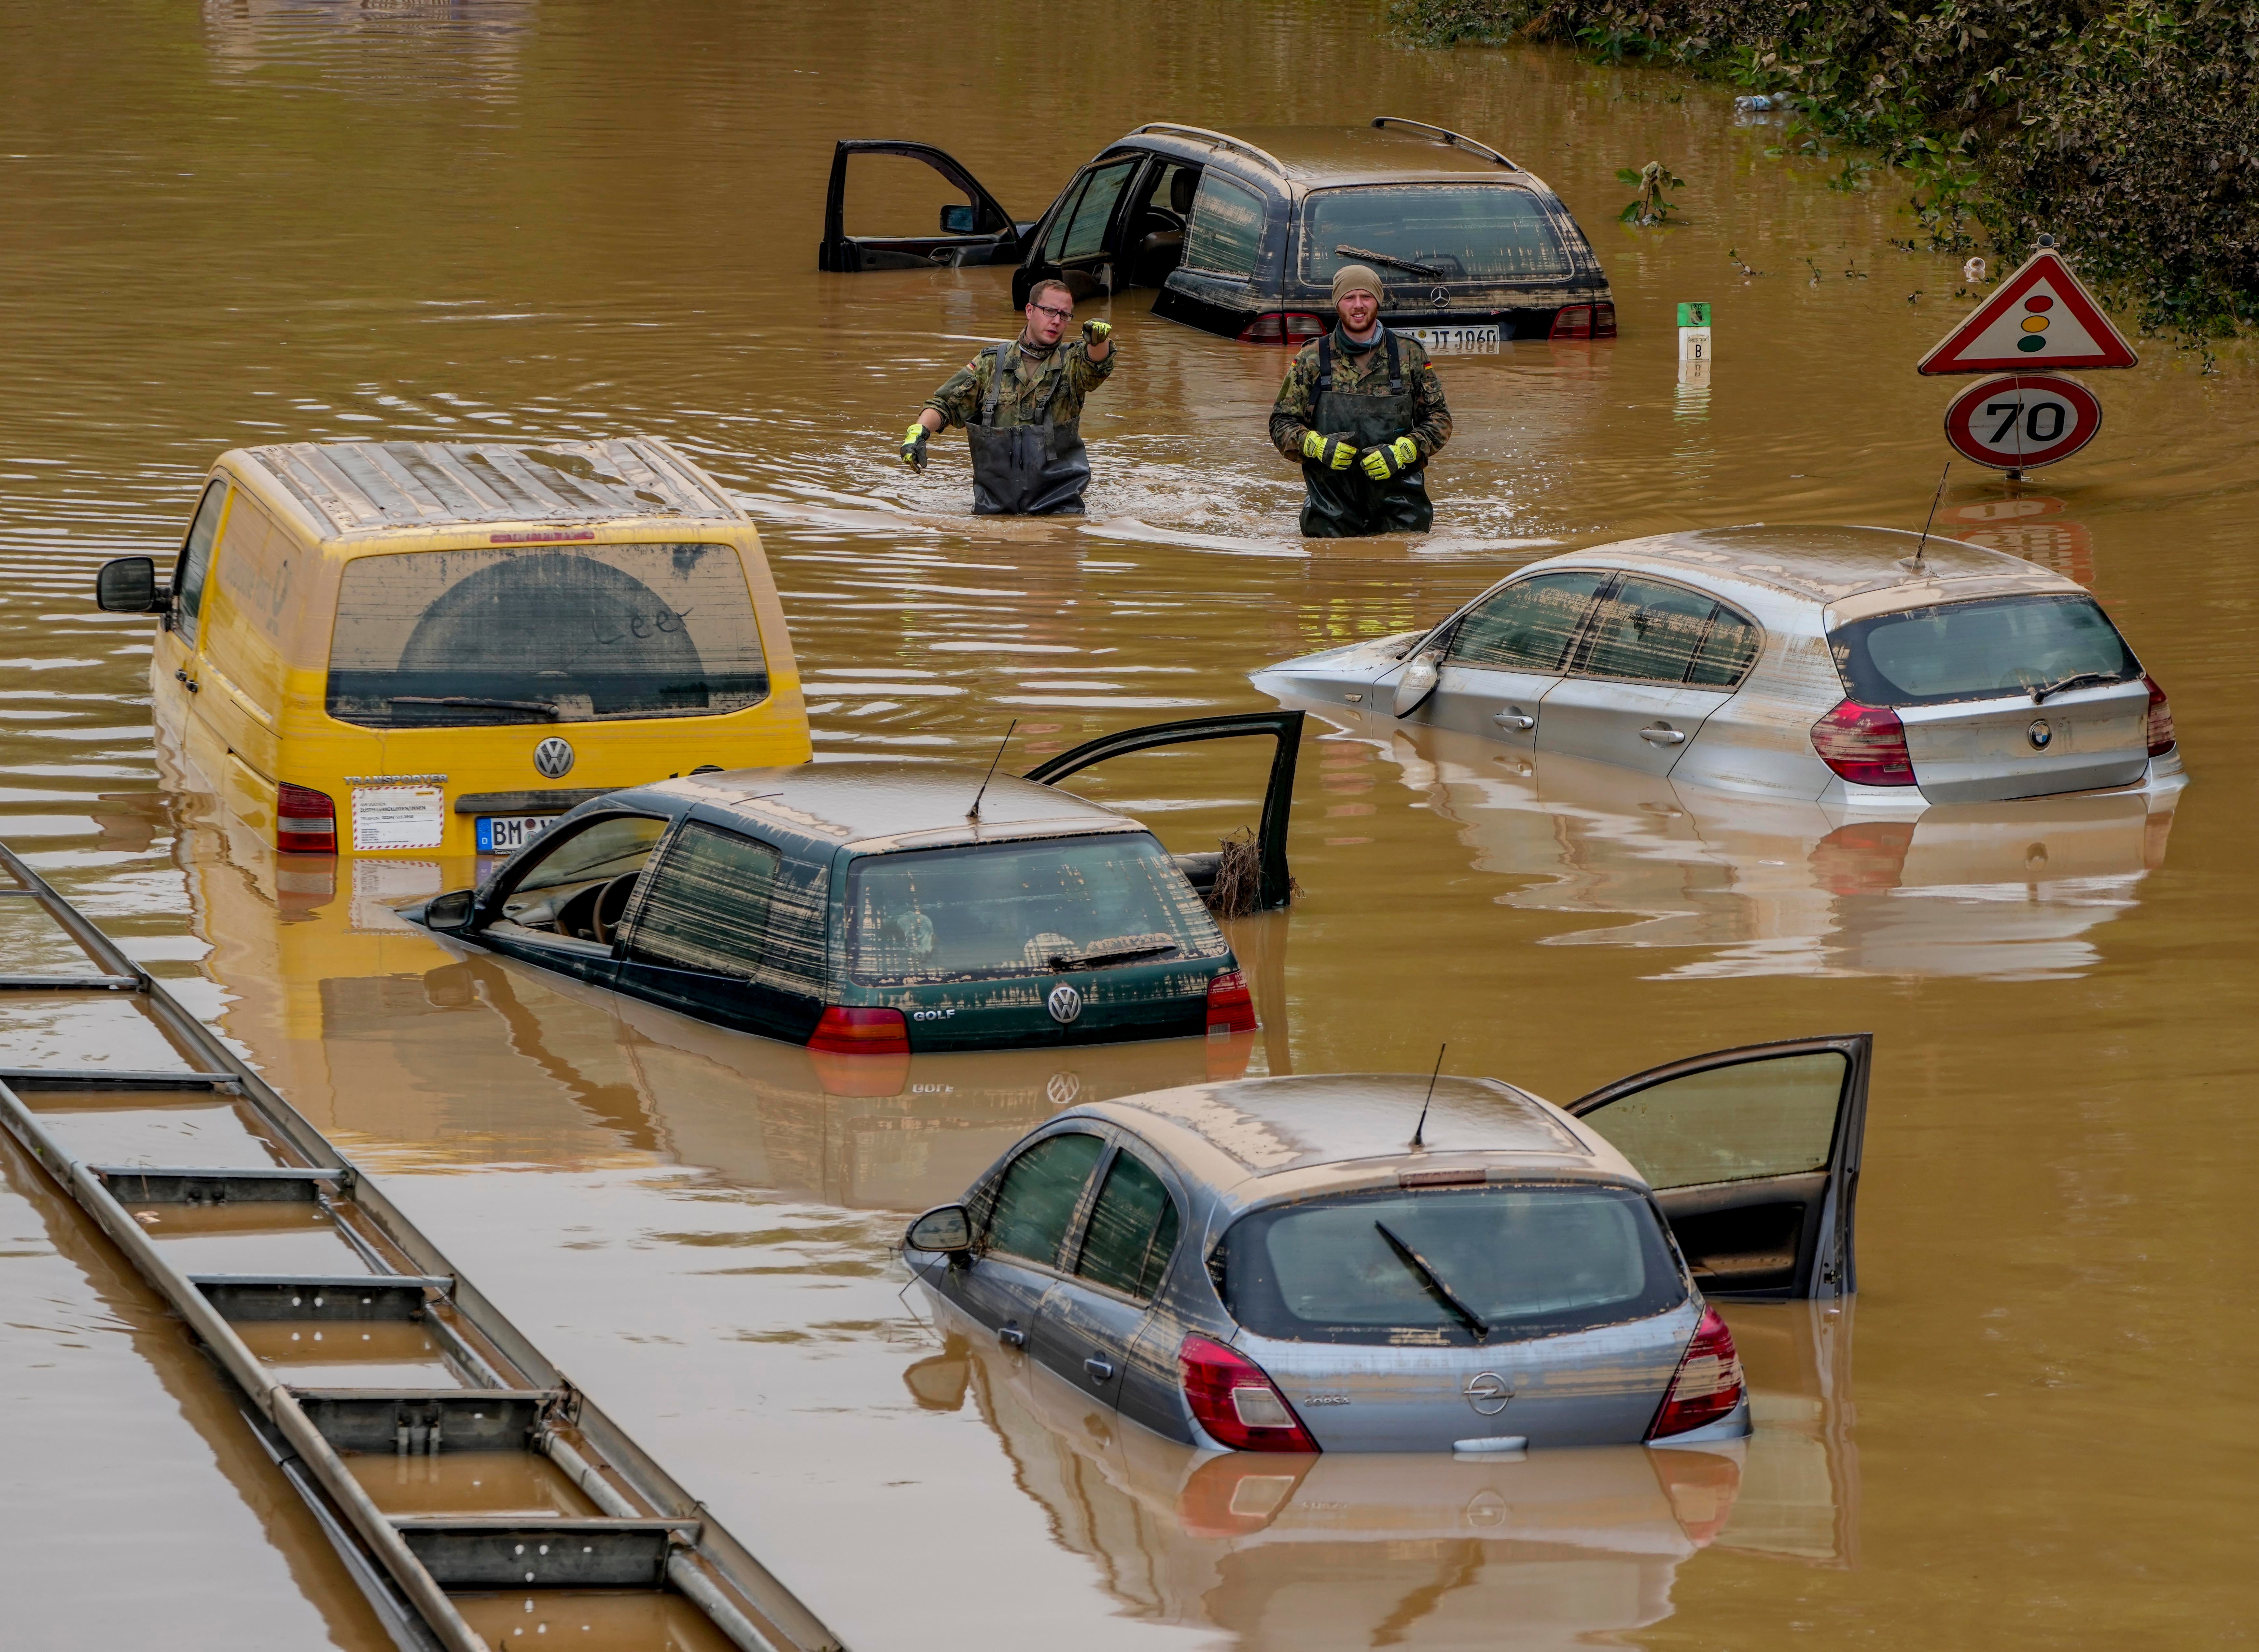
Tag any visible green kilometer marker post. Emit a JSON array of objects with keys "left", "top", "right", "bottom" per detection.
[{"left": 1677, "top": 301, "right": 1712, "bottom": 386}]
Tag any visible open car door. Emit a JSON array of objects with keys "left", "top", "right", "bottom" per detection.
[
  {"left": 1023, "top": 710, "right": 1303, "bottom": 912},
  {"left": 818, "top": 140, "right": 1026, "bottom": 272},
  {"left": 1569, "top": 1033, "right": 1870, "bottom": 1301}
]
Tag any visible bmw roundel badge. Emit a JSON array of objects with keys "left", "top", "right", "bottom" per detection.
[
  {"left": 533, "top": 736, "right": 576, "bottom": 778},
  {"left": 1047, "top": 983, "right": 1083, "bottom": 1025},
  {"left": 2027, "top": 719, "right": 2053, "bottom": 751}
]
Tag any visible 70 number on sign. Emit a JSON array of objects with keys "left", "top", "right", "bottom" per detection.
[{"left": 1942, "top": 372, "right": 2103, "bottom": 472}]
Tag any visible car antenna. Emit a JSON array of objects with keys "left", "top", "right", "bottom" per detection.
[
  {"left": 1411, "top": 1042, "right": 1446, "bottom": 1151},
  {"left": 1907, "top": 461, "right": 1950, "bottom": 574},
  {"left": 967, "top": 719, "right": 1018, "bottom": 825}
]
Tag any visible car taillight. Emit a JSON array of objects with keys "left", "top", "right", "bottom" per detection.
[
  {"left": 276, "top": 783, "right": 337, "bottom": 855},
  {"left": 1237, "top": 311, "right": 1328, "bottom": 344},
  {"left": 807, "top": 1006, "right": 909, "bottom": 1056},
  {"left": 1810, "top": 699, "right": 1916, "bottom": 787},
  {"left": 1206, "top": 968, "right": 1257, "bottom": 1034},
  {"left": 1550, "top": 304, "right": 1593, "bottom": 340},
  {"left": 1646, "top": 1306, "right": 1745, "bottom": 1441},
  {"left": 2144, "top": 675, "right": 2176, "bottom": 756},
  {"left": 1593, "top": 300, "right": 1618, "bottom": 338},
  {"left": 1178, "top": 1333, "right": 1318, "bottom": 1452}
]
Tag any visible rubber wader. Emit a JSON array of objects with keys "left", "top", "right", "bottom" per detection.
[
  {"left": 965, "top": 342, "right": 1091, "bottom": 516},
  {"left": 1299, "top": 330, "right": 1433, "bottom": 538}
]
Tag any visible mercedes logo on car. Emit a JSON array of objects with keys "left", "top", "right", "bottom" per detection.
[
  {"left": 2027, "top": 719, "right": 2053, "bottom": 751},
  {"left": 532, "top": 736, "right": 576, "bottom": 779},
  {"left": 1428, "top": 284, "right": 1450, "bottom": 306},
  {"left": 1046, "top": 984, "right": 1082, "bottom": 1025}
]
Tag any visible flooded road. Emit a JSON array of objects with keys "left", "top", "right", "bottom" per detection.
[{"left": 2, "top": 0, "right": 2256, "bottom": 1646}]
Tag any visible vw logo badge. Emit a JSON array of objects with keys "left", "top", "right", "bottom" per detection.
[
  {"left": 1428, "top": 284, "right": 1450, "bottom": 306},
  {"left": 1462, "top": 1372, "right": 1514, "bottom": 1416},
  {"left": 2027, "top": 719, "right": 2053, "bottom": 751},
  {"left": 1046, "top": 1071, "right": 1082, "bottom": 1107},
  {"left": 1046, "top": 984, "right": 1082, "bottom": 1025},
  {"left": 533, "top": 736, "right": 576, "bottom": 778}
]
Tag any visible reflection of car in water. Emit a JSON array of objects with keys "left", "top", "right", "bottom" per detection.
[
  {"left": 93, "top": 438, "right": 808, "bottom": 859},
  {"left": 1294, "top": 717, "right": 2180, "bottom": 979},
  {"left": 902, "top": 1293, "right": 1857, "bottom": 1645},
  {"left": 404, "top": 714, "right": 1303, "bottom": 1055},
  {"left": 820, "top": 119, "right": 1613, "bottom": 346},
  {"left": 1257, "top": 525, "right": 2183, "bottom": 808},
  {"left": 903, "top": 1041, "right": 1870, "bottom": 1453}
]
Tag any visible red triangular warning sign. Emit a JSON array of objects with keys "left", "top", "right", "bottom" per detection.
[{"left": 1917, "top": 248, "right": 2139, "bottom": 375}]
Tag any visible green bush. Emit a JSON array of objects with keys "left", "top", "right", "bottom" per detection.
[{"left": 1387, "top": 0, "right": 2259, "bottom": 340}]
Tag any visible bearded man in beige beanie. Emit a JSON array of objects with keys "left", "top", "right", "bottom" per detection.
[{"left": 1268, "top": 262, "right": 1452, "bottom": 537}]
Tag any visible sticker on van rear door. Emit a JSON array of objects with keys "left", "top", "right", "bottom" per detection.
[{"left": 351, "top": 783, "right": 446, "bottom": 851}]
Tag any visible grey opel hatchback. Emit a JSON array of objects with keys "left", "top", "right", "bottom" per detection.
[{"left": 904, "top": 1035, "right": 1869, "bottom": 1454}]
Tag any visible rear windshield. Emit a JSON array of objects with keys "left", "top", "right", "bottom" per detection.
[
  {"left": 845, "top": 833, "right": 1229, "bottom": 986},
  {"left": 1829, "top": 592, "right": 2139, "bottom": 708},
  {"left": 1217, "top": 1183, "right": 1685, "bottom": 1347},
  {"left": 327, "top": 542, "right": 768, "bottom": 728},
  {"left": 1300, "top": 185, "right": 1569, "bottom": 285}
]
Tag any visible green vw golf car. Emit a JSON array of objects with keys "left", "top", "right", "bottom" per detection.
[{"left": 402, "top": 715, "right": 1299, "bottom": 1056}]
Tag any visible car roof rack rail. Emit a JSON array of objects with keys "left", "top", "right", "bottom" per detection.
[
  {"left": 1370, "top": 116, "right": 1522, "bottom": 172},
  {"left": 1130, "top": 123, "right": 1289, "bottom": 177}
]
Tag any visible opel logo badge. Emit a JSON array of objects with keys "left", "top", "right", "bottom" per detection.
[
  {"left": 2027, "top": 719, "right": 2053, "bottom": 751},
  {"left": 532, "top": 736, "right": 576, "bottom": 779},
  {"left": 1462, "top": 1372, "right": 1515, "bottom": 1416},
  {"left": 1046, "top": 984, "right": 1082, "bottom": 1025},
  {"left": 1428, "top": 284, "right": 1450, "bottom": 306}
]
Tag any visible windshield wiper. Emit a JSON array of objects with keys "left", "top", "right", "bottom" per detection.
[
  {"left": 2029, "top": 672, "right": 2125, "bottom": 705},
  {"left": 1374, "top": 1220, "right": 1489, "bottom": 1342},
  {"left": 388, "top": 695, "right": 561, "bottom": 721},
  {"left": 1047, "top": 939, "right": 1180, "bottom": 971},
  {"left": 1333, "top": 243, "right": 1443, "bottom": 280}
]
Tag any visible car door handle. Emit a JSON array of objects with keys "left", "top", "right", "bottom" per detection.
[
  {"left": 1083, "top": 1356, "right": 1115, "bottom": 1383},
  {"left": 1638, "top": 726, "right": 1686, "bottom": 745},
  {"left": 1493, "top": 711, "right": 1535, "bottom": 731},
  {"left": 997, "top": 1324, "right": 1026, "bottom": 1349}
]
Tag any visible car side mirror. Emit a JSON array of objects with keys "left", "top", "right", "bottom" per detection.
[
  {"left": 421, "top": 889, "right": 475, "bottom": 932},
  {"left": 905, "top": 1203, "right": 973, "bottom": 1253},
  {"left": 940, "top": 203, "right": 977, "bottom": 234},
  {"left": 1392, "top": 648, "right": 1444, "bottom": 717},
  {"left": 95, "top": 556, "right": 166, "bottom": 614}
]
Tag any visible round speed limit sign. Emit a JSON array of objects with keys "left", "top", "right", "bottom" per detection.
[{"left": 1943, "top": 372, "right": 2102, "bottom": 470}]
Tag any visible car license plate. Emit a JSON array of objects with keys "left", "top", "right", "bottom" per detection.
[
  {"left": 1412, "top": 325, "right": 1501, "bottom": 354},
  {"left": 476, "top": 814, "right": 557, "bottom": 855}
]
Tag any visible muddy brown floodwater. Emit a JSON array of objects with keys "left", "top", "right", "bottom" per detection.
[{"left": 2, "top": 1, "right": 2255, "bottom": 1647}]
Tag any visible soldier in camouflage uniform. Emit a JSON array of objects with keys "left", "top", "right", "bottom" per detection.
[
  {"left": 899, "top": 278, "right": 1116, "bottom": 516},
  {"left": 1270, "top": 263, "right": 1452, "bottom": 538}
]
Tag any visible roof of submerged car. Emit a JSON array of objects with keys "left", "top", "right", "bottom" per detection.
[
  {"left": 1127, "top": 123, "right": 1543, "bottom": 189},
  {"left": 620, "top": 761, "right": 1142, "bottom": 854},
  {"left": 1073, "top": 1074, "right": 1641, "bottom": 1213},
  {"left": 1538, "top": 524, "right": 2083, "bottom": 614}
]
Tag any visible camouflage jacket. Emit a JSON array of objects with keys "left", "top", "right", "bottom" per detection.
[
  {"left": 923, "top": 336, "right": 1115, "bottom": 431},
  {"left": 1269, "top": 325, "right": 1452, "bottom": 462}
]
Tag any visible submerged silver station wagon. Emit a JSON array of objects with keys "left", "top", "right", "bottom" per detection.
[
  {"left": 904, "top": 1035, "right": 1869, "bottom": 1453},
  {"left": 1255, "top": 526, "right": 2181, "bottom": 808}
]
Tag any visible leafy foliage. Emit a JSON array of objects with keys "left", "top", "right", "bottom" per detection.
[
  {"left": 1617, "top": 161, "right": 1688, "bottom": 222},
  {"left": 1386, "top": 0, "right": 2259, "bottom": 340}
]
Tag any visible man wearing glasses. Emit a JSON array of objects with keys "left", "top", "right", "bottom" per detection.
[{"left": 899, "top": 279, "right": 1116, "bottom": 515}]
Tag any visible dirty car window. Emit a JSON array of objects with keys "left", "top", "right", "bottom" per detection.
[
  {"left": 1449, "top": 571, "right": 1608, "bottom": 671},
  {"left": 986, "top": 1131, "right": 1106, "bottom": 1267},
  {"left": 1578, "top": 1050, "right": 1846, "bottom": 1191},
  {"left": 1829, "top": 593, "right": 2139, "bottom": 707},
  {"left": 1183, "top": 173, "right": 1265, "bottom": 277},
  {"left": 1220, "top": 1185, "right": 1683, "bottom": 1346},
  {"left": 1075, "top": 1150, "right": 1179, "bottom": 1301},
  {"left": 1577, "top": 578, "right": 1723, "bottom": 683},
  {"left": 1301, "top": 185, "right": 1569, "bottom": 284},
  {"left": 622, "top": 821, "right": 782, "bottom": 979},
  {"left": 846, "top": 833, "right": 1227, "bottom": 986},
  {"left": 326, "top": 542, "right": 768, "bottom": 728}
]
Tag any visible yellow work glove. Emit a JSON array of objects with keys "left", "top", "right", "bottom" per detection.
[
  {"left": 1081, "top": 318, "right": 1112, "bottom": 346},
  {"left": 900, "top": 423, "right": 929, "bottom": 471},
  {"left": 1301, "top": 430, "right": 1357, "bottom": 471},
  {"left": 1360, "top": 435, "right": 1420, "bottom": 481}
]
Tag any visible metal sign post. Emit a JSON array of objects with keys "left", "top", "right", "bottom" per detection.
[{"left": 1677, "top": 301, "right": 1711, "bottom": 387}]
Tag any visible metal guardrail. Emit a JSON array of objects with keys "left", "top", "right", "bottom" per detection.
[{"left": 0, "top": 840, "right": 841, "bottom": 1652}]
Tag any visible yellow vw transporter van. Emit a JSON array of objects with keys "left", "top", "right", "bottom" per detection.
[{"left": 95, "top": 438, "right": 808, "bottom": 857}]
